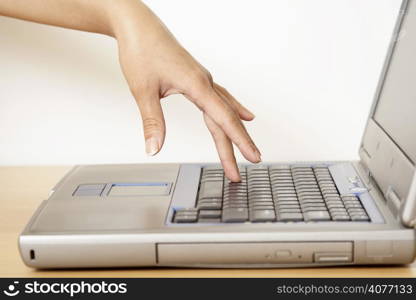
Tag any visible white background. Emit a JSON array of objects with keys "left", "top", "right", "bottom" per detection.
[{"left": 0, "top": 0, "right": 402, "bottom": 165}]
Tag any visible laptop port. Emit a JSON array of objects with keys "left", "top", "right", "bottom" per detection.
[{"left": 30, "top": 249, "right": 35, "bottom": 260}]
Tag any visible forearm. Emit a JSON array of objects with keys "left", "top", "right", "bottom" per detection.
[{"left": 0, "top": 0, "right": 153, "bottom": 38}]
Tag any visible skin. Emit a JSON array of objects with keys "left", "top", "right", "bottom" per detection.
[{"left": 0, "top": 0, "right": 261, "bottom": 181}]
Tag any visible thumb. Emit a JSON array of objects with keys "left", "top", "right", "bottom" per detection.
[{"left": 136, "top": 91, "right": 166, "bottom": 156}]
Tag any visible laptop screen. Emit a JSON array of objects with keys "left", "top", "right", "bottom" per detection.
[{"left": 373, "top": 0, "right": 416, "bottom": 164}]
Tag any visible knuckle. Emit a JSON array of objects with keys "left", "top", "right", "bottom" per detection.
[
  {"left": 217, "top": 84, "right": 227, "bottom": 94},
  {"left": 220, "top": 155, "right": 236, "bottom": 165},
  {"left": 193, "top": 72, "right": 210, "bottom": 86},
  {"left": 142, "top": 117, "right": 163, "bottom": 135},
  {"left": 189, "top": 70, "right": 213, "bottom": 93},
  {"left": 205, "top": 71, "right": 214, "bottom": 85},
  {"left": 206, "top": 121, "right": 221, "bottom": 138},
  {"left": 211, "top": 126, "right": 224, "bottom": 139},
  {"left": 222, "top": 112, "right": 239, "bottom": 128}
]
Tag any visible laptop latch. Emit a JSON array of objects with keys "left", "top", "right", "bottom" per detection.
[{"left": 386, "top": 186, "right": 401, "bottom": 217}]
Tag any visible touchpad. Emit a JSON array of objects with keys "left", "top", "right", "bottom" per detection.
[{"left": 108, "top": 183, "right": 172, "bottom": 197}]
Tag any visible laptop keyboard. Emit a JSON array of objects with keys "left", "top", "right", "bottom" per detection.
[{"left": 172, "top": 166, "right": 370, "bottom": 224}]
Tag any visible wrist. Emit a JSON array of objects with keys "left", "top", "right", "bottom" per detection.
[{"left": 104, "top": 0, "right": 148, "bottom": 39}]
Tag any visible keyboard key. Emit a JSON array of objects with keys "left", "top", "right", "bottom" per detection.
[
  {"left": 174, "top": 214, "right": 198, "bottom": 223},
  {"left": 224, "top": 205, "right": 248, "bottom": 210},
  {"left": 272, "top": 187, "right": 296, "bottom": 191},
  {"left": 319, "top": 183, "right": 337, "bottom": 189},
  {"left": 199, "top": 210, "right": 221, "bottom": 218},
  {"left": 198, "top": 201, "right": 222, "bottom": 210},
  {"left": 270, "top": 176, "right": 293, "bottom": 180},
  {"left": 198, "top": 218, "right": 221, "bottom": 223},
  {"left": 225, "top": 186, "right": 247, "bottom": 192},
  {"left": 299, "top": 200, "right": 325, "bottom": 205},
  {"left": 322, "top": 191, "right": 339, "bottom": 197},
  {"left": 293, "top": 180, "right": 317, "bottom": 185},
  {"left": 302, "top": 206, "right": 328, "bottom": 212},
  {"left": 351, "top": 215, "right": 370, "bottom": 221},
  {"left": 249, "top": 195, "right": 273, "bottom": 201},
  {"left": 222, "top": 208, "right": 249, "bottom": 223},
  {"left": 342, "top": 195, "right": 359, "bottom": 201},
  {"left": 344, "top": 201, "right": 363, "bottom": 206},
  {"left": 276, "top": 204, "right": 301, "bottom": 209},
  {"left": 296, "top": 187, "right": 320, "bottom": 192},
  {"left": 199, "top": 181, "right": 223, "bottom": 200},
  {"left": 249, "top": 199, "right": 273, "bottom": 204},
  {"left": 250, "top": 209, "right": 276, "bottom": 222},
  {"left": 275, "top": 201, "right": 300, "bottom": 207},
  {"left": 316, "top": 175, "right": 332, "bottom": 180},
  {"left": 274, "top": 196, "right": 298, "bottom": 201},
  {"left": 250, "top": 200, "right": 273, "bottom": 205},
  {"left": 325, "top": 196, "right": 342, "bottom": 201},
  {"left": 292, "top": 167, "right": 313, "bottom": 171},
  {"left": 223, "top": 200, "right": 248, "bottom": 207},
  {"left": 327, "top": 203, "right": 345, "bottom": 209},
  {"left": 344, "top": 203, "right": 363, "bottom": 209},
  {"left": 224, "top": 200, "right": 247, "bottom": 205},
  {"left": 223, "top": 199, "right": 247, "bottom": 203},
  {"left": 248, "top": 187, "right": 272, "bottom": 196},
  {"left": 347, "top": 208, "right": 366, "bottom": 214},
  {"left": 277, "top": 212, "right": 304, "bottom": 222},
  {"left": 297, "top": 192, "right": 322, "bottom": 197},
  {"left": 349, "top": 213, "right": 368, "bottom": 219},
  {"left": 277, "top": 208, "right": 302, "bottom": 213},
  {"left": 298, "top": 194, "right": 322, "bottom": 199},
  {"left": 251, "top": 205, "right": 275, "bottom": 210},
  {"left": 332, "top": 214, "right": 351, "bottom": 221},
  {"left": 329, "top": 208, "right": 348, "bottom": 214},
  {"left": 224, "top": 193, "right": 247, "bottom": 198},
  {"left": 226, "top": 182, "right": 247, "bottom": 187},
  {"left": 304, "top": 211, "right": 331, "bottom": 221},
  {"left": 274, "top": 194, "right": 298, "bottom": 199}
]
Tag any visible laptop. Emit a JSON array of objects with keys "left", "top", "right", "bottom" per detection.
[{"left": 19, "top": 0, "right": 416, "bottom": 268}]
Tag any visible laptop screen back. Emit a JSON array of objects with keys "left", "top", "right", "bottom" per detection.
[{"left": 373, "top": 0, "right": 416, "bottom": 165}]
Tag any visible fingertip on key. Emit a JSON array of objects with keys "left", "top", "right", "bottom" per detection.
[{"left": 226, "top": 170, "right": 241, "bottom": 183}]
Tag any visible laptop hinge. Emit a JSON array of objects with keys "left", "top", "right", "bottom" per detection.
[{"left": 385, "top": 186, "right": 401, "bottom": 217}]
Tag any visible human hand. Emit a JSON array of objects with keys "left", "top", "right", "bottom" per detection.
[
  {"left": 0, "top": 0, "right": 261, "bottom": 182},
  {"left": 111, "top": 0, "right": 261, "bottom": 181}
]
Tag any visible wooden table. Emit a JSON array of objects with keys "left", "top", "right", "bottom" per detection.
[{"left": 1, "top": 166, "right": 415, "bottom": 278}]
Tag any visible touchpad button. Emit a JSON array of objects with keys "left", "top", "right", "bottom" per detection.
[{"left": 108, "top": 183, "right": 172, "bottom": 197}]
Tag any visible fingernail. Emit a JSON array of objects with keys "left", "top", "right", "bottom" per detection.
[
  {"left": 256, "top": 154, "right": 262, "bottom": 163},
  {"left": 145, "top": 137, "right": 160, "bottom": 156},
  {"left": 233, "top": 174, "right": 242, "bottom": 182},
  {"left": 251, "top": 146, "right": 262, "bottom": 163},
  {"left": 256, "top": 148, "right": 262, "bottom": 158}
]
